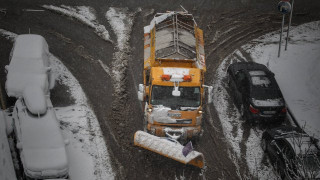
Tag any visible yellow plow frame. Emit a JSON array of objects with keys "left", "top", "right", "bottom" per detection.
[{"left": 134, "top": 131, "right": 204, "bottom": 168}]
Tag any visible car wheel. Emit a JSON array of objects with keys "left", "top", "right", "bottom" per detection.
[{"left": 261, "top": 138, "right": 267, "bottom": 152}]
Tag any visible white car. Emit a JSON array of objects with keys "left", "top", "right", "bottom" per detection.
[
  {"left": 12, "top": 86, "right": 69, "bottom": 179},
  {"left": 5, "top": 34, "right": 55, "bottom": 98}
]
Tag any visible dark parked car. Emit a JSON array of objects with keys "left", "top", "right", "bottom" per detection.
[
  {"left": 261, "top": 126, "right": 320, "bottom": 179},
  {"left": 227, "top": 62, "right": 286, "bottom": 123}
]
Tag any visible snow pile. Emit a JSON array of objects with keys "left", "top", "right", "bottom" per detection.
[
  {"left": 245, "top": 21, "right": 320, "bottom": 139},
  {"left": 212, "top": 54, "right": 243, "bottom": 158},
  {"left": 43, "top": 5, "right": 112, "bottom": 43},
  {"left": 0, "top": 110, "right": 17, "bottom": 180},
  {"left": 245, "top": 129, "right": 277, "bottom": 179},
  {"left": 50, "top": 55, "right": 115, "bottom": 180},
  {"left": 105, "top": 7, "right": 136, "bottom": 97},
  {"left": 0, "top": 29, "right": 16, "bottom": 40}
]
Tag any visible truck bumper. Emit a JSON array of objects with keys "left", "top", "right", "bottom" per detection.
[{"left": 147, "top": 124, "right": 201, "bottom": 140}]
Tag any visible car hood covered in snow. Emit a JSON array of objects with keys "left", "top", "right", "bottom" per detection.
[{"left": 19, "top": 100, "right": 68, "bottom": 176}]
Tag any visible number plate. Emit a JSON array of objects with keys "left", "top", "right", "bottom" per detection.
[{"left": 263, "top": 111, "right": 276, "bottom": 115}]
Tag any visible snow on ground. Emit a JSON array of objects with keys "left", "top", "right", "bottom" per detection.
[
  {"left": 212, "top": 45, "right": 276, "bottom": 179},
  {"left": 212, "top": 55, "right": 243, "bottom": 158},
  {"left": 244, "top": 21, "right": 320, "bottom": 139},
  {"left": 42, "top": 5, "right": 112, "bottom": 43},
  {"left": 105, "top": 7, "right": 136, "bottom": 96},
  {"left": 245, "top": 129, "right": 276, "bottom": 179},
  {"left": 0, "top": 30, "right": 114, "bottom": 180},
  {"left": 0, "top": 110, "right": 17, "bottom": 180},
  {"left": 213, "top": 21, "right": 320, "bottom": 179},
  {"left": 50, "top": 54, "right": 115, "bottom": 180}
]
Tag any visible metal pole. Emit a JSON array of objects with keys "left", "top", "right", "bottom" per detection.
[
  {"left": 285, "top": 0, "right": 294, "bottom": 50},
  {"left": 278, "top": 14, "right": 285, "bottom": 57}
]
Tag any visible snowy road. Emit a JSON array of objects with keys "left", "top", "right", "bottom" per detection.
[{"left": 0, "top": 1, "right": 320, "bottom": 179}]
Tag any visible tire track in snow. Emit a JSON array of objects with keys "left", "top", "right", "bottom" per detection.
[{"left": 43, "top": 5, "right": 112, "bottom": 43}]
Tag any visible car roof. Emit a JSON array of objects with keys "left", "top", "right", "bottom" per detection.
[
  {"left": 286, "top": 136, "right": 320, "bottom": 155},
  {"left": 266, "top": 126, "right": 306, "bottom": 138},
  {"left": 13, "top": 34, "right": 48, "bottom": 59},
  {"left": 228, "top": 62, "right": 271, "bottom": 74}
]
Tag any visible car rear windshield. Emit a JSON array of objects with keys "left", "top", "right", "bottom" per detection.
[
  {"left": 151, "top": 85, "right": 200, "bottom": 109},
  {"left": 249, "top": 71, "right": 282, "bottom": 99}
]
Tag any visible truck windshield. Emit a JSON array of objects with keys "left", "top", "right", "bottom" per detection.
[{"left": 151, "top": 85, "right": 200, "bottom": 109}]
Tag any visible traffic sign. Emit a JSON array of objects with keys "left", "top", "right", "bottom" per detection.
[{"left": 278, "top": 1, "right": 292, "bottom": 14}]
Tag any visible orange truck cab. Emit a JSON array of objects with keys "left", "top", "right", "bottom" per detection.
[{"left": 137, "top": 11, "right": 213, "bottom": 141}]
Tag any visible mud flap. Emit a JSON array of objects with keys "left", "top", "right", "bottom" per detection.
[{"left": 134, "top": 131, "right": 204, "bottom": 168}]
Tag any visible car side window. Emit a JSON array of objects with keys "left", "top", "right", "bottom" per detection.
[{"left": 235, "top": 71, "right": 245, "bottom": 86}]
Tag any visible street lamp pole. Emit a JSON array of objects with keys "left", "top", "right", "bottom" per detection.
[
  {"left": 278, "top": 14, "right": 285, "bottom": 57},
  {"left": 285, "top": 0, "right": 294, "bottom": 50}
]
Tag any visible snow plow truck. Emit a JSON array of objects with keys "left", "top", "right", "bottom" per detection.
[{"left": 134, "top": 11, "right": 213, "bottom": 168}]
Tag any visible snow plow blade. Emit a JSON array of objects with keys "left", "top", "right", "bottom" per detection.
[{"left": 134, "top": 131, "right": 204, "bottom": 168}]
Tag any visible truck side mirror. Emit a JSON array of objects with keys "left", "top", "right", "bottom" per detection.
[{"left": 138, "top": 84, "right": 145, "bottom": 101}]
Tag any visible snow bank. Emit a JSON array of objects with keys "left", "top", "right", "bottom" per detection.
[
  {"left": 245, "top": 129, "right": 277, "bottom": 179},
  {"left": 0, "top": 110, "right": 17, "bottom": 180},
  {"left": 43, "top": 5, "right": 112, "bottom": 43},
  {"left": 245, "top": 21, "right": 320, "bottom": 139},
  {"left": 212, "top": 54, "right": 243, "bottom": 158},
  {"left": 50, "top": 55, "right": 115, "bottom": 180},
  {"left": 105, "top": 7, "right": 136, "bottom": 96}
]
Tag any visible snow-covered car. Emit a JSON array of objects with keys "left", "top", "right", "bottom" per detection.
[
  {"left": 12, "top": 86, "right": 69, "bottom": 179},
  {"left": 227, "top": 62, "right": 286, "bottom": 124},
  {"left": 5, "top": 34, "right": 55, "bottom": 98},
  {"left": 261, "top": 126, "right": 320, "bottom": 179}
]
